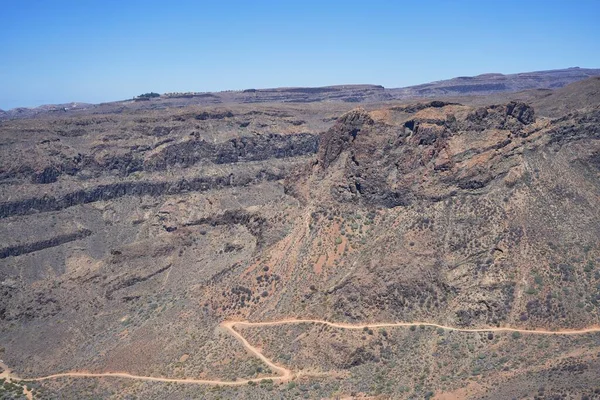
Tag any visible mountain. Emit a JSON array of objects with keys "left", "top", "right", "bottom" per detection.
[
  {"left": 1, "top": 77, "right": 600, "bottom": 399},
  {"left": 2, "top": 67, "right": 599, "bottom": 121},
  {"left": 389, "top": 67, "right": 600, "bottom": 97},
  {"left": 530, "top": 75, "right": 600, "bottom": 116}
]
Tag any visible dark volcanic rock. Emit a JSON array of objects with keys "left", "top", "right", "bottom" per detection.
[
  {"left": 145, "top": 133, "right": 318, "bottom": 171},
  {"left": 292, "top": 100, "right": 600, "bottom": 211},
  {"left": 185, "top": 209, "right": 268, "bottom": 247},
  {"left": 31, "top": 166, "right": 61, "bottom": 184},
  {"left": 0, "top": 168, "right": 287, "bottom": 218},
  {"left": 318, "top": 109, "right": 374, "bottom": 169},
  {"left": 0, "top": 229, "right": 92, "bottom": 259},
  {"left": 506, "top": 101, "right": 535, "bottom": 124}
]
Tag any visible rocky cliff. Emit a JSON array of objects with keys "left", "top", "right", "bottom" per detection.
[{"left": 1, "top": 78, "right": 600, "bottom": 399}]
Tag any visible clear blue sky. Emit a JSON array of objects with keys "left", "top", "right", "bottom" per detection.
[{"left": 1, "top": 0, "right": 599, "bottom": 109}]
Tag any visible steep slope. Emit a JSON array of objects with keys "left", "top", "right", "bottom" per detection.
[
  {"left": 1, "top": 83, "right": 600, "bottom": 398},
  {"left": 272, "top": 101, "right": 600, "bottom": 329},
  {"left": 531, "top": 76, "right": 600, "bottom": 117}
]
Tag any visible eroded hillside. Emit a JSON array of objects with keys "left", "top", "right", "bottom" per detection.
[{"left": 1, "top": 80, "right": 600, "bottom": 399}]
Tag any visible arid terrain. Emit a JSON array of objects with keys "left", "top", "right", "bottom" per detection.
[{"left": 2, "top": 70, "right": 600, "bottom": 399}]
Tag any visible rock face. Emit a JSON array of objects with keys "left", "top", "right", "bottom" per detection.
[
  {"left": 300, "top": 102, "right": 539, "bottom": 208},
  {"left": 0, "top": 168, "right": 288, "bottom": 218},
  {"left": 2, "top": 79, "right": 600, "bottom": 399},
  {"left": 0, "top": 132, "right": 317, "bottom": 186},
  {"left": 507, "top": 101, "right": 536, "bottom": 124},
  {"left": 144, "top": 133, "right": 318, "bottom": 171},
  {"left": 318, "top": 109, "right": 374, "bottom": 169},
  {"left": 0, "top": 229, "right": 92, "bottom": 259}
]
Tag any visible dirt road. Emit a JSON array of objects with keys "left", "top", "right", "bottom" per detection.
[{"left": 2, "top": 319, "right": 599, "bottom": 387}]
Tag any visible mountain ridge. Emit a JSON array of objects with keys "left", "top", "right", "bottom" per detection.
[{"left": 2, "top": 67, "right": 599, "bottom": 120}]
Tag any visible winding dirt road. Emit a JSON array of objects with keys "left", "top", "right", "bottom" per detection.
[
  {"left": 231, "top": 319, "right": 600, "bottom": 335},
  {"left": 2, "top": 319, "right": 600, "bottom": 388}
]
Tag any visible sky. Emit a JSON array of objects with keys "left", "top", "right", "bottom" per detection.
[{"left": 1, "top": 0, "right": 599, "bottom": 109}]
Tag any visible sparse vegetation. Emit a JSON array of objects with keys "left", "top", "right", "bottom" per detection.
[{"left": 2, "top": 73, "right": 600, "bottom": 399}]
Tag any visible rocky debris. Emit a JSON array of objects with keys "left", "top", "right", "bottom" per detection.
[{"left": 454, "top": 283, "right": 515, "bottom": 327}]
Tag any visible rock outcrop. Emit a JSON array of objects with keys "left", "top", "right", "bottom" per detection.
[{"left": 2, "top": 80, "right": 600, "bottom": 399}]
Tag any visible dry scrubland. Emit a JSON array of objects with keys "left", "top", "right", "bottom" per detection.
[{"left": 1, "top": 75, "right": 600, "bottom": 398}]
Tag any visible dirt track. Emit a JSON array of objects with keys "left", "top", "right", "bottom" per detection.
[{"left": 2, "top": 319, "right": 600, "bottom": 387}]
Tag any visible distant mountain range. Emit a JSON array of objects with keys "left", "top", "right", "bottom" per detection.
[
  {"left": 1, "top": 67, "right": 599, "bottom": 120},
  {"left": 390, "top": 67, "right": 600, "bottom": 97}
]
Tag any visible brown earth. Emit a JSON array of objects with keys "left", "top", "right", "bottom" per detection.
[{"left": 1, "top": 76, "right": 600, "bottom": 399}]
